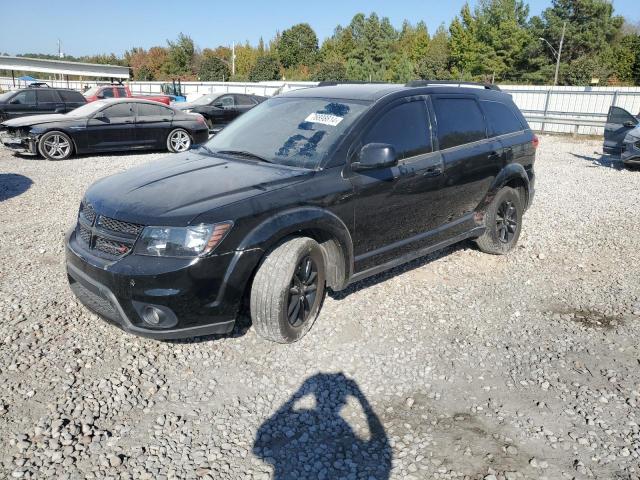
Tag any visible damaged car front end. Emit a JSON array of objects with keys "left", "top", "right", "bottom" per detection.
[
  {"left": 621, "top": 127, "right": 640, "bottom": 167},
  {"left": 0, "top": 125, "right": 38, "bottom": 154}
]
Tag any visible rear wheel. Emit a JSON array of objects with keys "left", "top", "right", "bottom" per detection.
[
  {"left": 167, "top": 128, "right": 192, "bottom": 153},
  {"left": 250, "top": 237, "right": 326, "bottom": 343},
  {"left": 38, "top": 131, "right": 74, "bottom": 160},
  {"left": 475, "top": 187, "right": 523, "bottom": 255}
]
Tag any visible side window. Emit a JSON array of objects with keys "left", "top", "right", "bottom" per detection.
[
  {"left": 234, "top": 95, "right": 256, "bottom": 106},
  {"left": 434, "top": 98, "right": 487, "bottom": 150},
  {"left": 102, "top": 103, "right": 134, "bottom": 118},
  {"left": 101, "top": 88, "right": 115, "bottom": 99},
  {"left": 10, "top": 90, "right": 36, "bottom": 105},
  {"left": 481, "top": 100, "right": 524, "bottom": 137},
  {"left": 36, "top": 90, "right": 61, "bottom": 103},
  {"left": 116, "top": 87, "right": 128, "bottom": 98},
  {"left": 608, "top": 106, "right": 637, "bottom": 125},
  {"left": 137, "top": 103, "right": 173, "bottom": 117},
  {"left": 216, "top": 95, "right": 234, "bottom": 107},
  {"left": 363, "top": 100, "right": 432, "bottom": 160},
  {"left": 59, "top": 90, "right": 85, "bottom": 103}
]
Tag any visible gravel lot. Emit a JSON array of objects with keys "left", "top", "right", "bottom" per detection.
[{"left": 1, "top": 136, "right": 639, "bottom": 480}]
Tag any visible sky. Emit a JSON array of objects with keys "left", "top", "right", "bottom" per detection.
[{"left": 0, "top": 0, "right": 637, "bottom": 57}]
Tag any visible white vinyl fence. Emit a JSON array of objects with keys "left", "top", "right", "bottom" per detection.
[{"left": 2, "top": 76, "right": 640, "bottom": 136}]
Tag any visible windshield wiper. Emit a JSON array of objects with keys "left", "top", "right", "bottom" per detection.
[{"left": 216, "top": 150, "right": 273, "bottom": 163}]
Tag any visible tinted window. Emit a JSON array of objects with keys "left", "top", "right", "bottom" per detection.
[
  {"left": 10, "top": 90, "right": 36, "bottom": 105},
  {"left": 137, "top": 103, "right": 173, "bottom": 117},
  {"left": 363, "top": 101, "right": 431, "bottom": 159},
  {"left": 434, "top": 98, "right": 486, "bottom": 150},
  {"left": 235, "top": 95, "right": 257, "bottom": 106},
  {"left": 215, "top": 95, "right": 234, "bottom": 107},
  {"left": 116, "top": 87, "right": 128, "bottom": 98},
  {"left": 102, "top": 103, "right": 134, "bottom": 118},
  {"left": 101, "top": 88, "right": 115, "bottom": 98},
  {"left": 481, "top": 101, "right": 523, "bottom": 137},
  {"left": 59, "top": 90, "right": 85, "bottom": 103},
  {"left": 608, "top": 106, "right": 637, "bottom": 125},
  {"left": 37, "top": 90, "right": 60, "bottom": 103}
]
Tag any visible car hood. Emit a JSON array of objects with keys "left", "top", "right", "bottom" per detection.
[
  {"left": 84, "top": 150, "right": 312, "bottom": 226},
  {"left": 2, "top": 114, "right": 70, "bottom": 127}
]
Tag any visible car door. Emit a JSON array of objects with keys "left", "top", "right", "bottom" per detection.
[
  {"left": 348, "top": 96, "right": 445, "bottom": 273},
  {"left": 215, "top": 94, "right": 236, "bottom": 124},
  {"left": 58, "top": 90, "right": 87, "bottom": 113},
  {"left": 135, "top": 103, "right": 174, "bottom": 148},
  {"left": 4, "top": 90, "right": 38, "bottom": 119},
  {"left": 36, "top": 89, "right": 65, "bottom": 115},
  {"left": 432, "top": 95, "right": 501, "bottom": 224},
  {"left": 604, "top": 106, "right": 639, "bottom": 155},
  {"left": 85, "top": 102, "right": 137, "bottom": 151}
]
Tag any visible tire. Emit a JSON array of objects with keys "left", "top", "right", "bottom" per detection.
[
  {"left": 250, "top": 237, "right": 326, "bottom": 343},
  {"left": 475, "top": 187, "right": 523, "bottom": 255},
  {"left": 38, "top": 131, "right": 74, "bottom": 160},
  {"left": 166, "top": 128, "right": 192, "bottom": 153},
  {"left": 205, "top": 118, "right": 214, "bottom": 131}
]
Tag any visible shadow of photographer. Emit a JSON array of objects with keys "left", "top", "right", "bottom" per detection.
[{"left": 253, "top": 372, "right": 391, "bottom": 480}]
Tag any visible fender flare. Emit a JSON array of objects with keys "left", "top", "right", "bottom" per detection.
[
  {"left": 237, "top": 207, "right": 355, "bottom": 289},
  {"left": 478, "top": 163, "right": 531, "bottom": 212}
]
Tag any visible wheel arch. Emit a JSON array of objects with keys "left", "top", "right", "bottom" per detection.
[
  {"left": 237, "top": 207, "right": 354, "bottom": 291},
  {"left": 478, "top": 163, "right": 531, "bottom": 213},
  {"left": 37, "top": 128, "right": 78, "bottom": 156}
]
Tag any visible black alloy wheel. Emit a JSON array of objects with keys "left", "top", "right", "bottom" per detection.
[
  {"left": 496, "top": 200, "right": 518, "bottom": 244},
  {"left": 287, "top": 256, "right": 318, "bottom": 327}
]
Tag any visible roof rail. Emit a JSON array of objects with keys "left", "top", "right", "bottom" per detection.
[
  {"left": 317, "top": 80, "right": 391, "bottom": 87},
  {"left": 405, "top": 80, "right": 501, "bottom": 91}
]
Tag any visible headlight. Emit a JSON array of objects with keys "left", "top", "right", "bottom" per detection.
[{"left": 134, "top": 222, "right": 232, "bottom": 258}]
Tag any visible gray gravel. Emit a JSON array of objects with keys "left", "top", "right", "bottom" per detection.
[{"left": 1, "top": 137, "right": 639, "bottom": 480}]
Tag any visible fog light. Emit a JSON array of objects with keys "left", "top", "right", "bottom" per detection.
[{"left": 142, "top": 306, "right": 162, "bottom": 325}]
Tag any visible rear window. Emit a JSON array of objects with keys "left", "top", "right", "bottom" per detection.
[
  {"left": 434, "top": 97, "right": 487, "bottom": 150},
  {"left": 59, "top": 90, "right": 85, "bottom": 103},
  {"left": 37, "top": 90, "right": 61, "bottom": 103},
  {"left": 363, "top": 100, "right": 432, "bottom": 159},
  {"left": 481, "top": 100, "right": 524, "bottom": 137}
]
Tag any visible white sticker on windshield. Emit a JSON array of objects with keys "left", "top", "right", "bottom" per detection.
[{"left": 305, "top": 112, "right": 344, "bottom": 127}]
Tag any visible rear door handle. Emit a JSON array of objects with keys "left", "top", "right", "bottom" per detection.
[{"left": 423, "top": 166, "right": 443, "bottom": 177}]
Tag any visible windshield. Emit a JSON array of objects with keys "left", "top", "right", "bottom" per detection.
[
  {"left": 65, "top": 101, "right": 108, "bottom": 117},
  {"left": 205, "top": 97, "right": 370, "bottom": 169},
  {"left": 83, "top": 86, "right": 101, "bottom": 97},
  {"left": 191, "top": 93, "right": 221, "bottom": 106}
]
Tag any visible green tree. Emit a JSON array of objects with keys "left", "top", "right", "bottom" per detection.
[
  {"left": 416, "top": 25, "right": 451, "bottom": 80},
  {"left": 564, "top": 55, "right": 611, "bottom": 85},
  {"left": 313, "top": 61, "right": 347, "bottom": 81},
  {"left": 198, "top": 56, "right": 230, "bottom": 81},
  {"left": 278, "top": 23, "right": 319, "bottom": 69},
  {"left": 164, "top": 33, "right": 195, "bottom": 78},
  {"left": 249, "top": 55, "right": 280, "bottom": 81}
]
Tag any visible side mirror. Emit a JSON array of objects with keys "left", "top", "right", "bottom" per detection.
[
  {"left": 93, "top": 112, "right": 108, "bottom": 122},
  {"left": 623, "top": 120, "right": 637, "bottom": 128},
  {"left": 352, "top": 143, "right": 398, "bottom": 171}
]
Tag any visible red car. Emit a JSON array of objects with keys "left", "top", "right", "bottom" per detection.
[{"left": 83, "top": 84, "right": 171, "bottom": 105}]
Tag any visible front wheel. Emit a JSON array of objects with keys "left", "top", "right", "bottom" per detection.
[
  {"left": 475, "top": 187, "right": 523, "bottom": 255},
  {"left": 38, "top": 131, "right": 74, "bottom": 160},
  {"left": 167, "top": 128, "right": 192, "bottom": 153},
  {"left": 250, "top": 237, "right": 326, "bottom": 343}
]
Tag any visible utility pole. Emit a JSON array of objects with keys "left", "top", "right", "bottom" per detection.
[
  {"left": 539, "top": 21, "right": 566, "bottom": 87},
  {"left": 231, "top": 42, "right": 236, "bottom": 77}
]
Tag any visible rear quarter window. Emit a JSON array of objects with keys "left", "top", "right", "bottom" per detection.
[
  {"left": 433, "top": 97, "right": 487, "bottom": 150},
  {"left": 480, "top": 100, "right": 524, "bottom": 137},
  {"left": 59, "top": 90, "right": 86, "bottom": 103}
]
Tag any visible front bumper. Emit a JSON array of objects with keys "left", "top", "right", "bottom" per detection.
[
  {"left": 0, "top": 133, "right": 37, "bottom": 154},
  {"left": 621, "top": 139, "right": 640, "bottom": 165},
  {"left": 65, "top": 229, "right": 262, "bottom": 340}
]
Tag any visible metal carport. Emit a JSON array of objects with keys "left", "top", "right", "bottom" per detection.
[{"left": 0, "top": 56, "right": 129, "bottom": 87}]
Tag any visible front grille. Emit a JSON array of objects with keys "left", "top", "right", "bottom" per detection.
[
  {"left": 68, "top": 276, "right": 122, "bottom": 324},
  {"left": 97, "top": 216, "right": 144, "bottom": 236},
  {"left": 94, "top": 237, "right": 132, "bottom": 256},
  {"left": 76, "top": 202, "right": 143, "bottom": 259}
]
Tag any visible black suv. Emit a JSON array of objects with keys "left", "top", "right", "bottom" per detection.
[
  {"left": 0, "top": 87, "right": 86, "bottom": 122},
  {"left": 66, "top": 82, "right": 536, "bottom": 343}
]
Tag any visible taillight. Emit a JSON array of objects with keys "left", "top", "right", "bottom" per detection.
[
  {"left": 196, "top": 114, "right": 206, "bottom": 126},
  {"left": 532, "top": 135, "right": 539, "bottom": 149}
]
